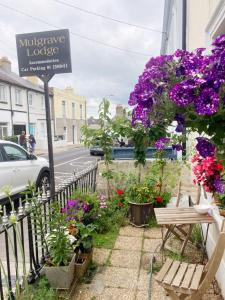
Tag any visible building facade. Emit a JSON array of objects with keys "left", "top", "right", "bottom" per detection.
[
  {"left": 161, "top": 1, "right": 225, "bottom": 296},
  {"left": 0, "top": 57, "right": 53, "bottom": 151},
  {"left": 51, "top": 87, "right": 87, "bottom": 144}
]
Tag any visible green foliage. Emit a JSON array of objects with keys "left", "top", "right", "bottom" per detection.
[
  {"left": 191, "top": 224, "right": 202, "bottom": 247},
  {"left": 127, "top": 182, "right": 154, "bottom": 203},
  {"left": 3, "top": 135, "right": 18, "bottom": 143},
  {"left": 76, "top": 223, "right": 96, "bottom": 251},
  {"left": 93, "top": 227, "right": 119, "bottom": 249},
  {"left": 148, "top": 216, "right": 158, "bottom": 228},
  {"left": 132, "top": 123, "right": 149, "bottom": 168},
  {"left": 47, "top": 203, "right": 73, "bottom": 266},
  {"left": 21, "top": 276, "right": 57, "bottom": 300}
]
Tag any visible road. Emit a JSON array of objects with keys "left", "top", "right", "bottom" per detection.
[{"left": 40, "top": 146, "right": 100, "bottom": 185}]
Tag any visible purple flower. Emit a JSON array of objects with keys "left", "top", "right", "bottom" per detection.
[
  {"left": 214, "top": 178, "right": 225, "bottom": 194},
  {"left": 194, "top": 88, "right": 219, "bottom": 115},
  {"left": 155, "top": 137, "right": 170, "bottom": 150},
  {"left": 172, "top": 144, "right": 183, "bottom": 151},
  {"left": 67, "top": 199, "right": 79, "bottom": 208},
  {"left": 175, "top": 124, "right": 184, "bottom": 133},
  {"left": 82, "top": 203, "right": 90, "bottom": 213},
  {"left": 169, "top": 80, "right": 196, "bottom": 106},
  {"left": 174, "top": 113, "right": 185, "bottom": 124},
  {"left": 174, "top": 113, "right": 185, "bottom": 132},
  {"left": 61, "top": 207, "right": 66, "bottom": 213},
  {"left": 212, "top": 34, "right": 225, "bottom": 48},
  {"left": 196, "top": 137, "right": 216, "bottom": 158}
]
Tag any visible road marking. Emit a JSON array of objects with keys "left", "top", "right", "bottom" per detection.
[
  {"left": 55, "top": 171, "right": 72, "bottom": 174},
  {"left": 54, "top": 156, "right": 90, "bottom": 167}
]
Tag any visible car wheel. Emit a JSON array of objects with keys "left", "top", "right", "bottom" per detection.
[{"left": 37, "top": 171, "right": 50, "bottom": 192}]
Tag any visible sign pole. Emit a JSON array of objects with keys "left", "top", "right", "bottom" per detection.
[
  {"left": 39, "top": 75, "right": 55, "bottom": 199},
  {"left": 16, "top": 29, "right": 72, "bottom": 199}
]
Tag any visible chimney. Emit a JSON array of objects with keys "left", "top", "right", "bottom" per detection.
[
  {"left": 0, "top": 57, "right": 11, "bottom": 72},
  {"left": 26, "top": 76, "right": 40, "bottom": 86},
  {"left": 116, "top": 104, "right": 124, "bottom": 117}
]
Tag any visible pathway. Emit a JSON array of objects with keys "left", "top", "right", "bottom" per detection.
[
  {"left": 72, "top": 225, "right": 223, "bottom": 300},
  {"left": 73, "top": 225, "right": 169, "bottom": 300}
]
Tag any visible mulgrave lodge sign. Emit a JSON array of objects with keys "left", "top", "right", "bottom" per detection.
[{"left": 16, "top": 29, "right": 72, "bottom": 77}]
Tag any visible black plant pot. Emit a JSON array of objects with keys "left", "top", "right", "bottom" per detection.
[{"left": 129, "top": 201, "right": 154, "bottom": 227}]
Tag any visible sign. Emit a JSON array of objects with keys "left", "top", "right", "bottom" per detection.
[{"left": 16, "top": 29, "right": 72, "bottom": 77}]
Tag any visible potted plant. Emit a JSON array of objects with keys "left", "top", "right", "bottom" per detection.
[
  {"left": 75, "top": 223, "right": 96, "bottom": 279},
  {"left": 42, "top": 203, "right": 77, "bottom": 289},
  {"left": 127, "top": 182, "right": 155, "bottom": 227}
]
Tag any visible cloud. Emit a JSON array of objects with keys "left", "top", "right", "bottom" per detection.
[{"left": 0, "top": 0, "right": 164, "bottom": 117}]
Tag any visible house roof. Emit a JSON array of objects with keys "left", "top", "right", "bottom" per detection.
[{"left": 0, "top": 68, "right": 47, "bottom": 94}]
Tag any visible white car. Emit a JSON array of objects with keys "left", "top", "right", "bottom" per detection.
[{"left": 0, "top": 140, "right": 50, "bottom": 203}]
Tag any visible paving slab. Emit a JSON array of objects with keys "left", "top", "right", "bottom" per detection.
[
  {"left": 136, "top": 290, "right": 149, "bottom": 300},
  {"left": 137, "top": 269, "right": 149, "bottom": 291},
  {"left": 143, "top": 238, "right": 161, "bottom": 252},
  {"left": 110, "top": 249, "right": 141, "bottom": 269},
  {"left": 72, "top": 286, "right": 95, "bottom": 300},
  {"left": 93, "top": 248, "right": 111, "bottom": 265},
  {"left": 144, "top": 227, "right": 162, "bottom": 239},
  {"left": 114, "top": 236, "right": 142, "bottom": 251},
  {"left": 99, "top": 287, "right": 136, "bottom": 300},
  {"left": 103, "top": 266, "right": 139, "bottom": 289},
  {"left": 119, "top": 225, "right": 144, "bottom": 237},
  {"left": 141, "top": 252, "right": 162, "bottom": 270}
]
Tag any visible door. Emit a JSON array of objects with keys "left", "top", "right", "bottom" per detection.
[
  {"left": 1, "top": 143, "right": 37, "bottom": 195},
  {"left": 0, "top": 146, "right": 13, "bottom": 200}
]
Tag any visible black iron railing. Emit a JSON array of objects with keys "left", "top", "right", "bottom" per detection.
[{"left": 0, "top": 163, "right": 98, "bottom": 299}]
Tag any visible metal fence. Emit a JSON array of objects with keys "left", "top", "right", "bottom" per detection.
[{"left": 0, "top": 163, "right": 98, "bottom": 299}]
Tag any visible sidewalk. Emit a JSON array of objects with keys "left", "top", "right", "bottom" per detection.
[
  {"left": 35, "top": 144, "right": 85, "bottom": 156},
  {"left": 72, "top": 225, "right": 223, "bottom": 300}
]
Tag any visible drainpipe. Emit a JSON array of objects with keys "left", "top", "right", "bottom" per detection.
[
  {"left": 9, "top": 84, "right": 14, "bottom": 135},
  {"left": 26, "top": 90, "right": 31, "bottom": 134},
  {"left": 182, "top": 0, "right": 187, "bottom": 159}
]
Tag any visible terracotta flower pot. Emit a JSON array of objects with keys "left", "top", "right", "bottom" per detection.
[
  {"left": 43, "top": 253, "right": 76, "bottom": 289},
  {"left": 129, "top": 201, "right": 154, "bottom": 227}
]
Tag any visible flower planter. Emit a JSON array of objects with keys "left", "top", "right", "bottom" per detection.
[
  {"left": 75, "top": 249, "right": 93, "bottom": 279},
  {"left": 42, "top": 253, "right": 76, "bottom": 289},
  {"left": 129, "top": 201, "right": 154, "bottom": 227}
]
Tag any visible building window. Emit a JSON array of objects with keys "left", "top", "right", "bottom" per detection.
[
  {"left": 41, "top": 95, "right": 45, "bottom": 108},
  {"left": 72, "top": 102, "right": 75, "bottom": 119},
  {"left": 29, "top": 123, "right": 36, "bottom": 135},
  {"left": 15, "top": 89, "right": 22, "bottom": 105},
  {"left": 40, "top": 122, "right": 45, "bottom": 137},
  {"left": 80, "top": 104, "right": 82, "bottom": 119},
  {"left": 28, "top": 93, "right": 33, "bottom": 106},
  {"left": 0, "top": 123, "right": 8, "bottom": 139},
  {"left": 62, "top": 101, "right": 66, "bottom": 118},
  {"left": 0, "top": 84, "right": 7, "bottom": 102},
  {"left": 63, "top": 126, "right": 67, "bottom": 140}
]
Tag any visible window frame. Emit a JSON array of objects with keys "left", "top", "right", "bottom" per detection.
[
  {"left": 1, "top": 143, "right": 29, "bottom": 162},
  {"left": 62, "top": 100, "right": 66, "bottom": 118},
  {"left": 0, "top": 84, "right": 7, "bottom": 103},
  {"left": 15, "top": 88, "right": 22, "bottom": 106}
]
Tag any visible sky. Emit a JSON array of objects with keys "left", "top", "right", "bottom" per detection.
[{"left": 0, "top": 0, "right": 165, "bottom": 117}]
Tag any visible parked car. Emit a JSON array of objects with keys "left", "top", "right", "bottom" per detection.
[
  {"left": 0, "top": 140, "right": 50, "bottom": 203},
  {"left": 90, "top": 146, "right": 104, "bottom": 156}
]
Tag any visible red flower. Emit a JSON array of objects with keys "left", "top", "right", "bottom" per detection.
[
  {"left": 116, "top": 189, "right": 124, "bottom": 195},
  {"left": 215, "top": 163, "right": 223, "bottom": 171},
  {"left": 155, "top": 196, "right": 163, "bottom": 203},
  {"left": 117, "top": 202, "right": 123, "bottom": 207}
]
